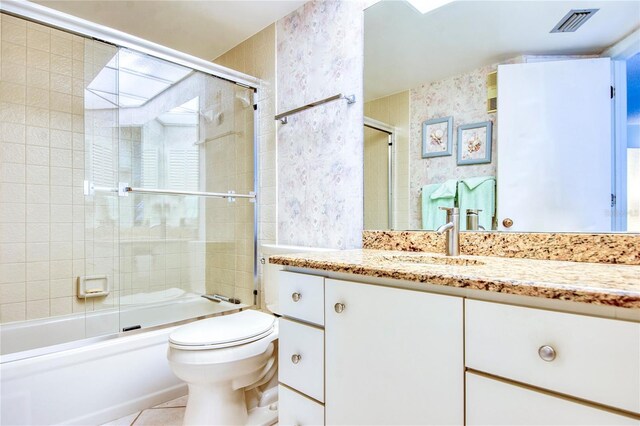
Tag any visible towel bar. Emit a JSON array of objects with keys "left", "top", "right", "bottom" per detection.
[{"left": 275, "top": 93, "right": 356, "bottom": 124}]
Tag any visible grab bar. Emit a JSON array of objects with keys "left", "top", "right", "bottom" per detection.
[{"left": 275, "top": 93, "right": 356, "bottom": 124}]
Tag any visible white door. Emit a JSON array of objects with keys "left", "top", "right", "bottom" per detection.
[
  {"left": 497, "top": 58, "right": 612, "bottom": 232},
  {"left": 325, "top": 279, "right": 463, "bottom": 425}
]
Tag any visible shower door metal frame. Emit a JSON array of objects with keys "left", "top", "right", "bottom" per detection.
[
  {"left": 252, "top": 92, "right": 260, "bottom": 307},
  {"left": 0, "top": 1, "right": 260, "bottom": 90},
  {"left": 2, "top": 0, "right": 262, "bottom": 306},
  {"left": 364, "top": 117, "right": 395, "bottom": 230}
]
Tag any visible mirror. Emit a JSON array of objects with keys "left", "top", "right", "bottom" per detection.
[{"left": 363, "top": 0, "right": 640, "bottom": 233}]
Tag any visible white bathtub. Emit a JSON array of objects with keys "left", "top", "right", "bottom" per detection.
[
  {"left": 0, "top": 296, "right": 245, "bottom": 425},
  {"left": 1, "top": 292, "right": 245, "bottom": 357}
]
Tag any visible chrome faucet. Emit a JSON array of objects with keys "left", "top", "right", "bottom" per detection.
[{"left": 436, "top": 207, "right": 460, "bottom": 256}]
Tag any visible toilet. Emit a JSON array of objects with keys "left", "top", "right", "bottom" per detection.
[{"left": 167, "top": 244, "right": 330, "bottom": 426}]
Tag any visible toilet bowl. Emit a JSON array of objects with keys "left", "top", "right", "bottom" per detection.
[
  {"left": 168, "top": 310, "right": 279, "bottom": 425},
  {"left": 167, "top": 244, "right": 332, "bottom": 426}
]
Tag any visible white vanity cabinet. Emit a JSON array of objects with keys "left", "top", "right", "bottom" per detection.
[
  {"left": 465, "top": 300, "right": 640, "bottom": 425},
  {"left": 277, "top": 271, "right": 464, "bottom": 425},
  {"left": 465, "top": 299, "right": 640, "bottom": 414},
  {"left": 324, "top": 278, "right": 464, "bottom": 425},
  {"left": 277, "top": 269, "right": 640, "bottom": 425},
  {"left": 278, "top": 271, "right": 326, "bottom": 425}
]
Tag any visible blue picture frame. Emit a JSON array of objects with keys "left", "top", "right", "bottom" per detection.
[
  {"left": 457, "top": 121, "right": 492, "bottom": 165},
  {"left": 422, "top": 116, "right": 453, "bottom": 158}
]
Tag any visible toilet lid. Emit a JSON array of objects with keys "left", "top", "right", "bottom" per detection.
[{"left": 169, "top": 310, "right": 275, "bottom": 348}]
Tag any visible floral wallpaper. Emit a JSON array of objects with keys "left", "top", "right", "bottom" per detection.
[
  {"left": 409, "top": 63, "right": 498, "bottom": 229},
  {"left": 276, "top": 0, "right": 364, "bottom": 249}
]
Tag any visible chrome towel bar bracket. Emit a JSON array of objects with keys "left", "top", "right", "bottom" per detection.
[{"left": 275, "top": 93, "right": 356, "bottom": 124}]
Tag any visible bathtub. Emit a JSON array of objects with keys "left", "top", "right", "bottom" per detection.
[
  {"left": 0, "top": 295, "right": 246, "bottom": 425},
  {"left": 1, "top": 292, "right": 244, "bottom": 357}
]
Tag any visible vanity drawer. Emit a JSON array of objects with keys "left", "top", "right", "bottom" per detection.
[
  {"left": 278, "top": 384, "right": 325, "bottom": 426},
  {"left": 279, "top": 318, "right": 324, "bottom": 402},
  {"left": 278, "top": 270, "right": 324, "bottom": 326},
  {"left": 465, "top": 300, "right": 640, "bottom": 413},
  {"left": 466, "top": 372, "right": 639, "bottom": 425}
]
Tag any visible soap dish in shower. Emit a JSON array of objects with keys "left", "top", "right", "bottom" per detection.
[{"left": 77, "top": 275, "right": 109, "bottom": 299}]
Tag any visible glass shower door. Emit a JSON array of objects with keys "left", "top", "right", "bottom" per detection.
[
  {"left": 85, "top": 46, "right": 256, "bottom": 335},
  {"left": 111, "top": 49, "right": 256, "bottom": 332},
  {"left": 83, "top": 39, "right": 121, "bottom": 339},
  {"left": 201, "top": 78, "right": 257, "bottom": 310},
  {"left": 0, "top": 13, "right": 256, "bottom": 359}
]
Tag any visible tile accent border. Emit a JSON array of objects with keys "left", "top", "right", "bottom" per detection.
[{"left": 362, "top": 231, "right": 640, "bottom": 265}]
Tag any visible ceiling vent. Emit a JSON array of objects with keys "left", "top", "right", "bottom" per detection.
[{"left": 550, "top": 9, "right": 599, "bottom": 33}]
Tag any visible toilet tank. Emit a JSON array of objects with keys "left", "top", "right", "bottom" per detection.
[{"left": 259, "top": 244, "right": 333, "bottom": 315}]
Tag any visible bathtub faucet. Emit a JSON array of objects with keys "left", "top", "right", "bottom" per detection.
[{"left": 202, "top": 294, "right": 241, "bottom": 304}]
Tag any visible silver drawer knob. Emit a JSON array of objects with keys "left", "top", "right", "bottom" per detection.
[
  {"left": 291, "top": 354, "right": 302, "bottom": 364},
  {"left": 334, "top": 303, "right": 345, "bottom": 313},
  {"left": 538, "top": 345, "right": 556, "bottom": 362},
  {"left": 291, "top": 292, "right": 301, "bottom": 302}
]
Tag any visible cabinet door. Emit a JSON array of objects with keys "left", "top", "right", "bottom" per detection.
[
  {"left": 278, "top": 318, "right": 325, "bottom": 402},
  {"left": 466, "top": 299, "right": 640, "bottom": 413},
  {"left": 467, "top": 372, "right": 639, "bottom": 426},
  {"left": 278, "top": 385, "right": 324, "bottom": 426},
  {"left": 325, "top": 279, "right": 463, "bottom": 425}
]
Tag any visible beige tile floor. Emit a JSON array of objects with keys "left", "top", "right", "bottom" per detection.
[{"left": 102, "top": 395, "right": 188, "bottom": 426}]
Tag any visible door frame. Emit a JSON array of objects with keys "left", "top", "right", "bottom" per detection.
[
  {"left": 364, "top": 117, "right": 395, "bottom": 229},
  {"left": 603, "top": 28, "right": 640, "bottom": 231}
]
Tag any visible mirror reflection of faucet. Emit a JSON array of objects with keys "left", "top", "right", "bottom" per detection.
[{"left": 466, "top": 209, "right": 485, "bottom": 231}]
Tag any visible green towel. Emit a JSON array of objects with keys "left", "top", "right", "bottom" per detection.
[
  {"left": 421, "top": 180, "right": 457, "bottom": 230},
  {"left": 457, "top": 176, "right": 496, "bottom": 230}
]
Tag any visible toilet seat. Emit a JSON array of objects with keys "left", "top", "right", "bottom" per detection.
[{"left": 169, "top": 310, "right": 276, "bottom": 350}]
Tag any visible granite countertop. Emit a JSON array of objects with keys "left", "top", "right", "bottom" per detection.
[{"left": 269, "top": 249, "right": 640, "bottom": 309}]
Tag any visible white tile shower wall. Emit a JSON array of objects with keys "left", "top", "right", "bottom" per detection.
[
  {"left": 276, "top": 0, "right": 364, "bottom": 249},
  {"left": 0, "top": 15, "right": 205, "bottom": 324},
  {"left": 214, "top": 24, "right": 276, "bottom": 308},
  {"left": 0, "top": 14, "right": 107, "bottom": 323}
]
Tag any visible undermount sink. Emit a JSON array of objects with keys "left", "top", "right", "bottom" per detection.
[{"left": 380, "top": 254, "right": 485, "bottom": 267}]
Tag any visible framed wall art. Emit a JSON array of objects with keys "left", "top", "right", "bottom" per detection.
[
  {"left": 422, "top": 116, "right": 453, "bottom": 158},
  {"left": 457, "top": 121, "right": 492, "bottom": 165}
]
